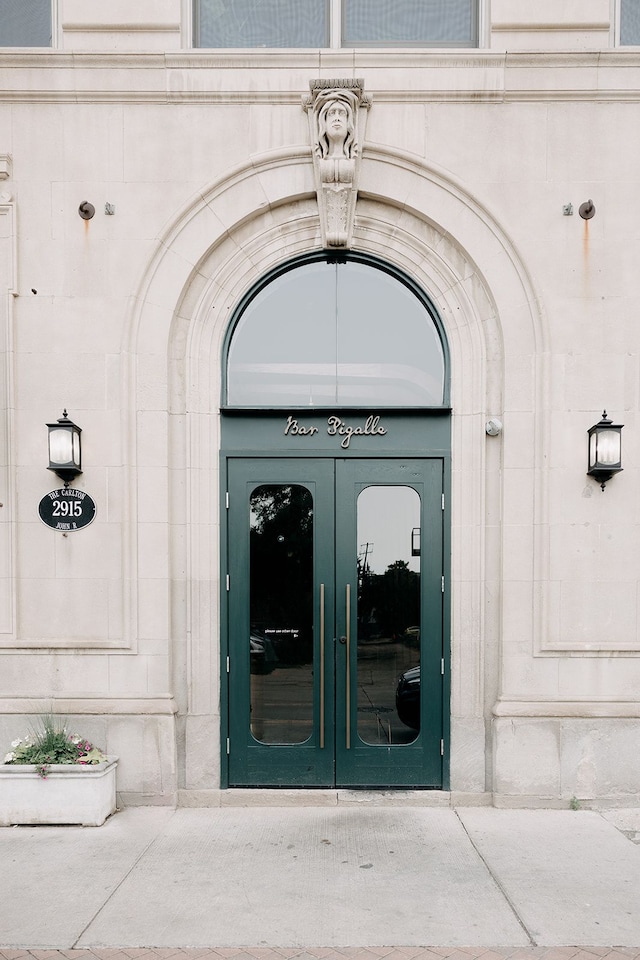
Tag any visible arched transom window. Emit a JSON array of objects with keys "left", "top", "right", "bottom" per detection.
[{"left": 225, "top": 255, "right": 448, "bottom": 408}]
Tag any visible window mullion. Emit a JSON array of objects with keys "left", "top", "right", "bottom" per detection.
[{"left": 330, "top": 0, "right": 342, "bottom": 47}]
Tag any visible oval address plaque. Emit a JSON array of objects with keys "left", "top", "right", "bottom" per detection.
[{"left": 38, "top": 488, "right": 96, "bottom": 532}]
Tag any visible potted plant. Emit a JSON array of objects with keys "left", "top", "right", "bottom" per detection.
[{"left": 1, "top": 715, "right": 117, "bottom": 826}]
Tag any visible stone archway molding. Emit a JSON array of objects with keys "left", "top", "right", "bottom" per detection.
[{"left": 126, "top": 143, "right": 549, "bottom": 796}]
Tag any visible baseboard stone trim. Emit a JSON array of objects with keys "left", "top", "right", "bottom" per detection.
[{"left": 0, "top": 697, "right": 178, "bottom": 714}]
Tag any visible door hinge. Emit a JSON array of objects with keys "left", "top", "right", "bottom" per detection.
[
  {"left": 441, "top": 493, "right": 445, "bottom": 510},
  {"left": 226, "top": 574, "right": 230, "bottom": 592},
  {"left": 441, "top": 576, "right": 445, "bottom": 593},
  {"left": 441, "top": 658, "right": 445, "bottom": 676},
  {"left": 226, "top": 491, "right": 230, "bottom": 509},
  {"left": 226, "top": 656, "right": 230, "bottom": 674},
  {"left": 440, "top": 739, "right": 444, "bottom": 756},
  {"left": 226, "top": 738, "right": 230, "bottom": 755}
]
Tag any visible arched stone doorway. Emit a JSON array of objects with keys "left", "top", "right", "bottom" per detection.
[
  {"left": 221, "top": 251, "right": 450, "bottom": 787},
  {"left": 127, "top": 146, "right": 545, "bottom": 798}
]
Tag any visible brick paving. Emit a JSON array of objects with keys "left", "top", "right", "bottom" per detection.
[{"left": 1, "top": 950, "right": 640, "bottom": 960}]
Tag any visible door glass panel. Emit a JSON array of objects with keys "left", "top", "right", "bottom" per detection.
[
  {"left": 356, "top": 486, "right": 421, "bottom": 744},
  {"left": 249, "top": 484, "right": 314, "bottom": 744}
]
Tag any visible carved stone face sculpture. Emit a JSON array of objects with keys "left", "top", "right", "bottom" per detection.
[
  {"left": 305, "top": 80, "right": 370, "bottom": 247},
  {"left": 316, "top": 95, "right": 356, "bottom": 160},
  {"left": 326, "top": 103, "right": 349, "bottom": 150}
]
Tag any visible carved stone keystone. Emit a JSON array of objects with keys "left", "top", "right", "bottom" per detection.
[{"left": 303, "top": 79, "right": 371, "bottom": 248}]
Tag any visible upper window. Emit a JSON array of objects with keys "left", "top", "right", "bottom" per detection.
[
  {"left": 225, "top": 255, "right": 448, "bottom": 408},
  {"left": 195, "top": 0, "right": 478, "bottom": 48},
  {"left": 620, "top": 0, "right": 640, "bottom": 44},
  {"left": 0, "top": 0, "right": 52, "bottom": 47}
]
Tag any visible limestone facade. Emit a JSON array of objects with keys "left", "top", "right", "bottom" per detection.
[{"left": 1, "top": 0, "right": 640, "bottom": 806}]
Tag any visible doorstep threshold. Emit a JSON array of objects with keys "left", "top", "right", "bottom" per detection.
[{"left": 177, "top": 788, "right": 492, "bottom": 808}]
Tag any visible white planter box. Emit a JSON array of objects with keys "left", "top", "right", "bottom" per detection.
[{"left": 0, "top": 758, "right": 118, "bottom": 826}]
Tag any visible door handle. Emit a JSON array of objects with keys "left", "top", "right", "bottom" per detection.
[
  {"left": 320, "top": 583, "right": 325, "bottom": 749},
  {"left": 345, "top": 583, "right": 351, "bottom": 750}
]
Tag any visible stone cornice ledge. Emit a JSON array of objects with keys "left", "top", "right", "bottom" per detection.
[
  {"left": 1, "top": 50, "right": 640, "bottom": 68},
  {"left": 494, "top": 699, "right": 640, "bottom": 718},
  {"left": 1, "top": 50, "right": 640, "bottom": 105},
  {"left": 0, "top": 696, "right": 178, "bottom": 715},
  {"left": 0, "top": 154, "right": 11, "bottom": 179}
]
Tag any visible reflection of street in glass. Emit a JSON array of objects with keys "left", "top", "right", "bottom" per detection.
[
  {"left": 250, "top": 635, "right": 420, "bottom": 747},
  {"left": 251, "top": 664, "right": 314, "bottom": 745},
  {"left": 249, "top": 482, "right": 315, "bottom": 744},
  {"left": 247, "top": 480, "right": 424, "bottom": 748},
  {"left": 357, "top": 638, "right": 419, "bottom": 745},
  {"left": 356, "top": 485, "right": 421, "bottom": 743}
]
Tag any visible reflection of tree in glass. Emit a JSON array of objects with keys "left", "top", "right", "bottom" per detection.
[
  {"left": 250, "top": 485, "right": 313, "bottom": 664},
  {"left": 358, "top": 558, "right": 420, "bottom": 642}
]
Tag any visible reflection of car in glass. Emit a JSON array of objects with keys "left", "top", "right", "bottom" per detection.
[
  {"left": 250, "top": 633, "right": 278, "bottom": 675},
  {"left": 403, "top": 626, "right": 420, "bottom": 647},
  {"left": 395, "top": 665, "right": 420, "bottom": 730}
]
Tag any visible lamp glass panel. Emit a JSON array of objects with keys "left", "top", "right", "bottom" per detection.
[
  {"left": 49, "top": 427, "right": 73, "bottom": 465},
  {"left": 72, "top": 431, "right": 81, "bottom": 468},
  {"left": 589, "top": 431, "right": 597, "bottom": 469},
  {"left": 596, "top": 428, "right": 621, "bottom": 466}
]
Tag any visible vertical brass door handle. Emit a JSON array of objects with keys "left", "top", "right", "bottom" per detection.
[
  {"left": 319, "top": 583, "right": 325, "bottom": 749},
  {"left": 345, "top": 583, "right": 351, "bottom": 750}
]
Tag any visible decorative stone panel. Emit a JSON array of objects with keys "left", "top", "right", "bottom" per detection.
[{"left": 303, "top": 79, "right": 371, "bottom": 248}]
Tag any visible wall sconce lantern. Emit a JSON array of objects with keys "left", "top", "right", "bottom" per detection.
[
  {"left": 47, "top": 410, "right": 82, "bottom": 486},
  {"left": 587, "top": 411, "right": 623, "bottom": 491}
]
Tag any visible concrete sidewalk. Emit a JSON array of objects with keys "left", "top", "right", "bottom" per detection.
[{"left": 1, "top": 806, "right": 639, "bottom": 950}]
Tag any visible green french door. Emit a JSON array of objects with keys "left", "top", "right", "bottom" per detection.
[{"left": 226, "top": 457, "right": 445, "bottom": 787}]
